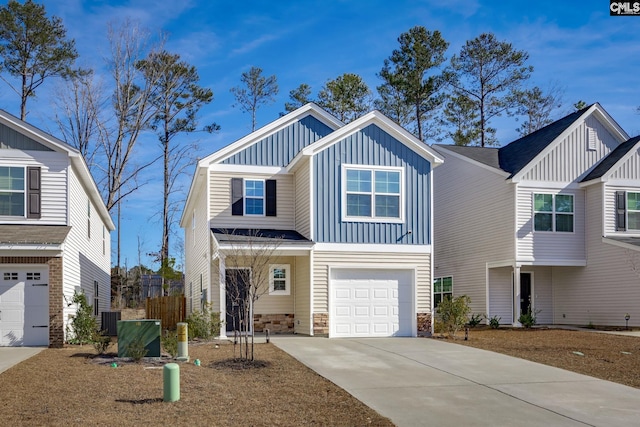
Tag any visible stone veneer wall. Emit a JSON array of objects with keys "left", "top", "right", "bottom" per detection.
[
  {"left": 253, "top": 314, "right": 294, "bottom": 333},
  {"left": 313, "top": 312, "right": 329, "bottom": 336},
  {"left": 417, "top": 312, "right": 432, "bottom": 337},
  {"left": 0, "top": 256, "right": 64, "bottom": 348}
]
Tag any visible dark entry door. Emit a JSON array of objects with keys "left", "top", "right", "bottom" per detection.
[
  {"left": 225, "top": 269, "right": 249, "bottom": 333},
  {"left": 520, "top": 273, "right": 532, "bottom": 315}
]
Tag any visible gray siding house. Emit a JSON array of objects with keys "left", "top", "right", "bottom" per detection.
[
  {"left": 433, "top": 103, "right": 640, "bottom": 327},
  {"left": 181, "top": 103, "right": 443, "bottom": 337}
]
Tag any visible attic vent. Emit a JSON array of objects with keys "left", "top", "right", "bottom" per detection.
[{"left": 586, "top": 126, "right": 597, "bottom": 151}]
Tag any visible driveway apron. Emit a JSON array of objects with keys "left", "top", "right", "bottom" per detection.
[{"left": 273, "top": 337, "right": 640, "bottom": 427}]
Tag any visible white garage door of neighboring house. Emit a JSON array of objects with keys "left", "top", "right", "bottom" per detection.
[
  {"left": 0, "top": 267, "right": 49, "bottom": 346},
  {"left": 330, "top": 268, "right": 414, "bottom": 338}
]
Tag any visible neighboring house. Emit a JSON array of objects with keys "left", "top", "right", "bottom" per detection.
[
  {"left": 433, "top": 103, "right": 640, "bottom": 327},
  {"left": 0, "top": 110, "right": 114, "bottom": 347},
  {"left": 180, "top": 103, "right": 443, "bottom": 338}
]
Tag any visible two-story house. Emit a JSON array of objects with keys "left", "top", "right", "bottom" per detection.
[
  {"left": 433, "top": 103, "right": 640, "bottom": 327},
  {"left": 0, "top": 110, "right": 114, "bottom": 347},
  {"left": 181, "top": 103, "right": 443, "bottom": 338}
]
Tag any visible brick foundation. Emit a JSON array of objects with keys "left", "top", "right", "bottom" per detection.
[
  {"left": 0, "top": 256, "right": 64, "bottom": 348},
  {"left": 417, "top": 312, "right": 432, "bottom": 337},
  {"left": 313, "top": 312, "right": 329, "bottom": 336},
  {"left": 253, "top": 313, "right": 295, "bottom": 334}
]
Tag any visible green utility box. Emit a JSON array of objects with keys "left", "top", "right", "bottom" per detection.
[{"left": 117, "top": 319, "right": 162, "bottom": 358}]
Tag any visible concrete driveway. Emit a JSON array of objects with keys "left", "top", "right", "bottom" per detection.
[
  {"left": 0, "top": 347, "right": 44, "bottom": 375},
  {"left": 273, "top": 337, "right": 640, "bottom": 427}
]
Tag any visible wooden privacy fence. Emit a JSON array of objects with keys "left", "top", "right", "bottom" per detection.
[{"left": 145, "top": 295, "right": 186, "bottom": 330}]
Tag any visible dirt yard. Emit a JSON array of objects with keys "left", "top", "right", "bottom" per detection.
[
  {"left": 0, "top": 341, "right": 393, "bottom": 426},
  {"left": 451, "top": 327, "right": 640, "bottom": 388}
]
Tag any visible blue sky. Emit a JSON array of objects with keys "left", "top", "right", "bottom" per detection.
[{"left": 1, "top": 0, "right": 639, "bottom": 270}]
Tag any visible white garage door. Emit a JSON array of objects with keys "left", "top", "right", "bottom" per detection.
[
  {"left": 0, "top": 267, "right": 49, "bottom": 346},
  {"left": 330, "top": 269, "right": 414, "bottom": 338}
]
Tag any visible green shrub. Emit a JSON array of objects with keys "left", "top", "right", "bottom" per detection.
[
  {"left": 92, "top": 330, "right": 112, "bottom": 354},
  {"left": 436, "top": 295, "right": 472, "bottom": 339},
  {"left": 488, "top": 315, "right": 501, "bottom": 329},
  {"left": 68, "top": 292, "right": 97, "bottom": 345},
  {"left": 518, "top": 305, "right": 541, "bottom": 328},
  {"left": 161, "top": 330, "right": 178, "bottom": 358},
  {"left": 127, "top": 337, "right": 148, "bottom": 362},
  {"left": 186, "top": 304, "right": 223, "bottom": 340},
  {"left": 467, "top": 313, "right": 484, "bottom": 327}
]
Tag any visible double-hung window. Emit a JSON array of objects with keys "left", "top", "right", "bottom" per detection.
[
  {"left": 626, "top": 192, "right": 640, "bottom": 230},
  {"left": 244, "top": 179, "right": 264, "bottom": 215},
  {"left": 534, "top": 193, "right": 574, "bottom": 232},
  {"left": 269, "top": 264, "right": 290, "bottom": 295},
  {"left": 433, "top": 277, "right": 453, "bottom": 307},
  {"left": 0, "top": 166, "right": 25, "bottom": 216},
  {"left": 343, "top": 166, "right": 402, "bottom": 221}
]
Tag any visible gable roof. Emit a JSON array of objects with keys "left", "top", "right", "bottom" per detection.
[
  {"left": 0, "top": 110, "right": 114, "bottom": 231},
  {"left": 288, "top": 109, "right": 444, "bottom": 170},
  {"left": 580, "top": 135, "right": 640, "bottom": 183},
  {"left": 435, "top": 103, "right": 629, "bottom": 180}
]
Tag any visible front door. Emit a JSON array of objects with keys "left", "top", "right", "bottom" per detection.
[
  {"left": 520, "top": 272, "right": 532, "bottom": 315},
  {"left": 225, "top": 268, "right": 249, "bottom": 333}
]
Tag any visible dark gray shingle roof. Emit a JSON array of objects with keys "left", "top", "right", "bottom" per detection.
[
  {"left": 211, "top": 228, "right": 313, "bottom": 246},
  {"left": 581, "top": 135, "right": 640, "bottom": 182},
  {"left": 0, "top": 225, "right": 71, "bottom": 244},
  {"left": 434, "top": 145, "right": 500, "bottom": 169}
]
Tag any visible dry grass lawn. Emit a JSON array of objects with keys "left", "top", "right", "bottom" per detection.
[
  {"left": 452, "top": 327, "right": 640, "bottom": 388},
  {"left": 0, "top": 341, "right": 393, "bottom": 426}
]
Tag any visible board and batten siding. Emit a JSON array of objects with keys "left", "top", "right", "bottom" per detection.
[
  {"left": 518, "top": 116, "right": 619, "bottom": 182},
  {"left": 552, "top": 184, "right": 640, "bottom": 326},
  {"left": 608, "top": 147, "right": 640, "bottom": 181},
  {"left": 312, "top": 251, "right": 431, "bottom": 313},
  {"left": 294, "top": 255, "right": 311, "bottom": 334},
  {"left": 313, "top": 124, "right": 431, "bottom": 245},
  {"left": 62, "top": 167, "right": 111, "bottom": 332},
  {"left": 293, "top": 159, "right": 311, "bottom": 239},
  {"left": 221, "top": 115, "right": 334, "bottom": 167},
  {"left": 184, "top": 184, "right": 210, "bottom": 314},
  {"left": 433, "top": 150, "right": 515, "bottom": 316},
  {"left": 0, "top": 150, "right": 68, "bottom": 225},
  {"left": 209, "top": 171, "right": 295, "bottom": 229},
  {"left": 515, "top": 187, "right": 585, "bottom": 263}
]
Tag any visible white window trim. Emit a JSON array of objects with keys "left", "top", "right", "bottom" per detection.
[
  {"left": 532, "top": 192, "right": 575, "bottom": 233},
  {"left": 269, "top": 264, "right": 290, "bottom": 295},
  {"left": 0, "top": 165, "right": 26, "bottom": 218},
  {"left": 244, "top": 178, "right": 266, "bottom": 217},
  {"left": 433, "top": 276, "right": 453, "bottom": 307},
  {"left": 628, "top": 191, "right": 640, "bottom": 231},
  {"left": 341, "top": 164, "right": 405, "bottom": 223}
]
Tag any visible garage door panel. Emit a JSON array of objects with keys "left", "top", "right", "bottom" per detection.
[{"left": 330, "top": 269, "right": 414, "bottom": 338}]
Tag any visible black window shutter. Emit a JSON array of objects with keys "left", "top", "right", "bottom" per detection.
[
  {"left": 27, "top": 166, "right": 41, "bottom": 219},
  {"left": 231, "top": 178, "right": 243, "bottom": 216},
  {"left": 616, "top": 191, "right": 626, "bottom": 231},
  {"left": 266, "top": 179, "right": 277, "bottom": 217}
]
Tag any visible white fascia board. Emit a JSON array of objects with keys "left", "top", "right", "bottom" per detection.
[
  {"left": 180, "top": 164, "right": 207, "bottom": 227},
  {"left": 433, "top": 145, "right": 510, "bottom": 178},
  {"left": 302, "top": 111, "right": 444, "bottom": 166},
  {"left": 517, "top": 181, "right": 580, "bottom": 190},
  {"left": 209, "top": 164, "right": 288, "bottom": 175},
  {"left": 0, "top": 244, "right": 64, "bottom": 255},
  {"left": 218, "top": 244, "right": 313, "bottom": 256},
  {"left": 511, "top": 103, "right": 629, "bottom": 183},
  {"left": 199, "top": 103, "right": 343, "bottom": 166},
  {"left": 516, "top": 258, "right": 587, "bottom": 267},
  {"left": 314, "top": 242, "right": 431, "bottom": 253}
]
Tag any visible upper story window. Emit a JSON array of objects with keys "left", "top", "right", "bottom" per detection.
[
  {"left": 245, "top": 179, "right": 265, "bottom": 215},
  {"left": 343, "top": 165, "right": 403, "bottom": 222},
  {"left": 534, "top": 193, "right": 573, "bottom": 232},
  {"left": 618, "top": 191, "right": 640, "bottom": 231},
  {"left": 269, "top": 264, "right": 290, "bottom": 295},
  {"left": 231, "top": 178, "right": 277, "bottom": 217},
  {"left": 0, "top": 166, "right": 25, "bottom": 216}
]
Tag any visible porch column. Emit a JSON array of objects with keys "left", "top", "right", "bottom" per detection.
[{"left": 513, "top": 265, "right": 521, "bottom": 326}]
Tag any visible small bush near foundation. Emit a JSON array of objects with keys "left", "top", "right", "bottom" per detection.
[
  {"left": 489, "top": 315, "right": 501, "bottom": 329},
  {"left": 518, "top": 305, "right": 541, "bottom": 329},
  {"left": 468, "top": 313, "right": 485, "bottom": 327},
  {"left": 127, "top": 337, "right": 148, "bottom": 362},
  {"left": 92, "top": 330, "right": 112, "bottom": 354},
  {"left": 436, "top": 295, "right": 472, "bottom": 339},
  {"left": 186, "top": 304, "right": 223, "bottom": 339},
  {"left": 67, "top": 292, "right": 98, "bottom": 345},
  {"left": 162, "top": 330, "right": 178, "bottom": 358}
]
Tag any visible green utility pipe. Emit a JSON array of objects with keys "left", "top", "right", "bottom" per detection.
[{"left": 163, "top": 363, "right": 180, "bottom": 402}]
